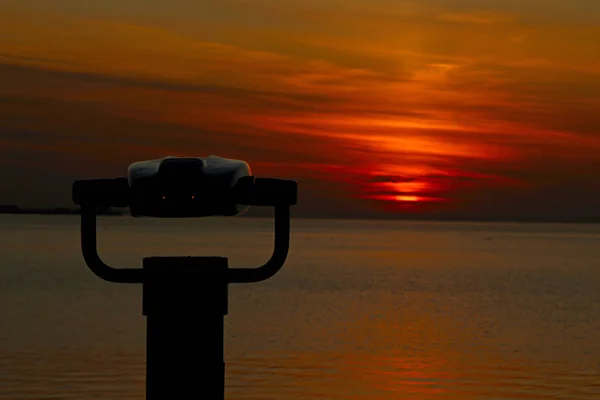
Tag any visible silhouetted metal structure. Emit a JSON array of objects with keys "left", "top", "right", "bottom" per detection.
[{"left": 73, "top": 156, "right": 298, "bottom": 399}]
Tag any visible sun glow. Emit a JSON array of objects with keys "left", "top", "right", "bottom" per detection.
[
  {"left": 361, "top": 165, "right": 451, "bottom": 206},
  {"left": 372, "top": 194, "right": 445, "bottom": 203},
  {"left": 396, "top": 195, "right": 420, "bottom": 202}
]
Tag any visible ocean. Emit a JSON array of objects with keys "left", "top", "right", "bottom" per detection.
[{"left": 2, "top": 214, "right": 600, "bottom": 399}]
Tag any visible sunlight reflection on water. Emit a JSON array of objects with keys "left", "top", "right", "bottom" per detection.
[{"left": 2, "top": 215, "right": 600, "bottom": 399}]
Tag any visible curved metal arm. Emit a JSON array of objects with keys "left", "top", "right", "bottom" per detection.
[
  {"left": 81, "top": 206, "right": 145, "bottom": 283},
  {"left": 227, "top": 206, "right": 290, "bottom": 283}
]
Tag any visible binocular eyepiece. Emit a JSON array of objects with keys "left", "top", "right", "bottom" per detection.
[{"left": 72, "top": 155, "right": 297, "bottom": 217}]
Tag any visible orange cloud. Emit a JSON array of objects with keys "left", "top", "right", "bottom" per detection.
[
  {"left": 439, "top": 11, "right": 518, "bottom": 25},
  {"left": 1, "top": 1, "right": 599, "bottom": 219}
]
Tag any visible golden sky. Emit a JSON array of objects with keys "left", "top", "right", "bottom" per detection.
[{"left": 1, "top": 0, "right": 599, "bottom": 220}]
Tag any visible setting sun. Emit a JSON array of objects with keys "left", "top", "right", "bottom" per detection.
[{"left": 396, "top": 195, "right": 420, "bottom": 202}]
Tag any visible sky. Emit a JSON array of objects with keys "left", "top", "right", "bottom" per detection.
[{"left": 1, "top": 0, "right": 599, "bottom": 220}]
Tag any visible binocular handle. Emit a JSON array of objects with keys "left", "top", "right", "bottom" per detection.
[
  {"left": 81, "top": 205, "right": 145, "bottom": 283},
  {"left": 228, "top": 205, "right": 290, "bottom": 283},
  {"left": 77, "top": 176, "right": 296, "bottom": 284}
]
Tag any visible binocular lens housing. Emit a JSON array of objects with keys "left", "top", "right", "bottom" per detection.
[{"left": 128, "top": 156, "right": 251, "bottom": 217}]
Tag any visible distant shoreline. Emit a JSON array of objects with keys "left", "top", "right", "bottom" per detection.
[
  {"left": 0, "top": 208, "right": 124, "bottom": 216},
  {"left": 1, "top": 209, "right": 600, "bottom": 224}
]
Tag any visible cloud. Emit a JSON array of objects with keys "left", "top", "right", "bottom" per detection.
[
  {"left": 439, "top": 11, "right": 517, "bottom": 25},
  {"left": 1, "top": 1, "right": 600, "bottom": 219}
]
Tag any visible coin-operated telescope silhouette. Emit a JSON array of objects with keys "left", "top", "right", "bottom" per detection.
[{"left": 73, "top": 155, "right": 298, "bottom": 400}]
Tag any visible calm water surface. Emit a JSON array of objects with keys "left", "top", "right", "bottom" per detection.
[{"left": 2, "top": 215, "right": 600, "bottom": 399}]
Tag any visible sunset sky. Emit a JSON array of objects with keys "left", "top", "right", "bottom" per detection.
[{"left": 1, "top": 0, "right": 599, "bottom": 220}]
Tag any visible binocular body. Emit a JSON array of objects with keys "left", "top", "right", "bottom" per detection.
[{"left": 73, "top": 155, "right": 297, "bottom": 218}]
